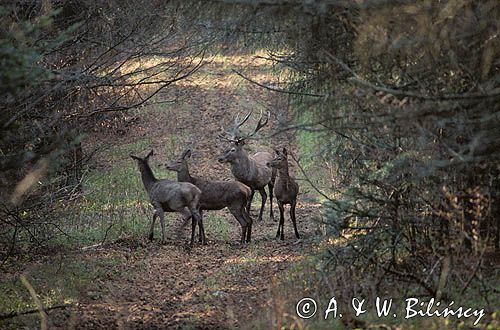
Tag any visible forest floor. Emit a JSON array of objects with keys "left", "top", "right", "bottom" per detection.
[{"left": 1, "top": 52, "right": 322, "bottom": 329}]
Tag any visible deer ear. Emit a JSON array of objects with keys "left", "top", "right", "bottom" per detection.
[
  {"left": 275, "top": 149, "right": 280, "bottom": 155},
  {"left": 146, "top": 149, "right": 154, "bottom": 159},
  {"left": 282, "top": 147, "right": 287, "bottom": 155},
  {"left": 182, "top": 149, "right": 192, "bottom": 159},
  {"left": 130, "top": 154, "right": 140, "bottom": 161}
]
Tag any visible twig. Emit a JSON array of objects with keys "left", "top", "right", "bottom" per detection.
[
  {"left": 348, "top": 244, "right": 436, "bottom": 297},
  {"left": 424, "top": 257, "right": 443, "bottom": 284},
  {"left": 0, "top": 303, "right": 71, "bottom": 321},
  {"left": 323, "top": 51, "right": 500, "bottom": 101},
  {"left": 460, "top": 247, "right": 486, "bottom": 295},
  {"left": 349, "top": 76, "right": 500, "bottom": 101},
  {"left": 289, "top": 152, "right": 334, "bottom": 203},
  {"left": 19, "top": 275, "right": 48, "bottom": 330},
  {"left": 81, "top": 243, "right": 103, "bottom": 251},
  {"left": 100, "top": 220, "right": 115, "bottom": 245},
  {"left": 232, "top": 69, "right": 325, "bottom": 98},
  {"left": 80, "top": 51, "right": 206, "bottom": 118}
]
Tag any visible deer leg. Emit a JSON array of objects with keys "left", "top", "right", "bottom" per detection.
[
  {"left": 242, "top": 224, "right": 247, "bottom": 245},
  {"left": 199, "top": 209, "right": 207, "bottom": 245},
  {"left": 198, "top": 210, "right": 204, "bottom": 243},
  {"left": 157, "top": 209, "right": 167, "bottom": 245},
  {"left": 276, "top": 201, "right": 285, "bottom": 240},
  {"left": 229, "top": 206, "right": 248, "bottom": 244},
  {"left": 180, "top": 208, "right": 192, "bottom": 228},
  {"left": 190, "top": 207, "right": 206, "bottom": 245},
  {"left": 247, "top": 189, "right": 255, "bottom": 214},
  {"left": 191, "top": 215, "right": 197, "bottom": 246},
  {"left": 149, "top": 211, "right": 157, "bottom": 241},
  {"left": 246, "top": 220, "right": 252, "bottom": 243},
  {"left": 291, "top": 200, "right": 300, "bottom": 239},
  {"left": 173, "top": 208, "right": 191, "bottom": 241},
  {"left": 243, "top": 205, "right": 253, "bottom": 243},
  {"left": 268, "top": 181, "right": 275, "bottom": 222},
  {"left": 257, "top": 188, "right": 267, "bottom": 222},
  {"left": 269, "top": 168, "right": 276, "bottom": 221}
]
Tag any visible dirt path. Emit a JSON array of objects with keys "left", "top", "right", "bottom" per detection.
[{"left": 49, "top": 53, "right": 319, "bottom": 329}]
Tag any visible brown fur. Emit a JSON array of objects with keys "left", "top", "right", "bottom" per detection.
[
  {"left": 218, "top": 111, "right": 276, "bottom": 221},
  {"left": 267, "top": 148, "right": 300, "bottom": 240},
  {"left": 130, "top": 150, "right": 205, "bottom": 245},
  {"left": 166, "top": 149, "right": 253, "bottom": 243},
  {"left": 218, "top": 141, "right": 276, "bottom": 222}
]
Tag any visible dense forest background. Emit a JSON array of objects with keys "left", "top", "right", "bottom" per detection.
[{"left": 1, "top": 0, "right": 499, "bottom": 329}]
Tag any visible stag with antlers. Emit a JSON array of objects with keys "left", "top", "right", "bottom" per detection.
[{"left": 218, "top": 111, "right": 276, "bottom": 222}]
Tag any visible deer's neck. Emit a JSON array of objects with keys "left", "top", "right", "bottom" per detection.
[
  {"left": 177, "top": 165, "right": 194, "bottom": 184},
  {"left": 231, "top": 151, "right": 254, "bottom": 181},
  {"left": 140, "top": 163, "right": 157, "bottom": 192},
  {"left": 277, "top": 163, "right": 290, "bottom": 179}
]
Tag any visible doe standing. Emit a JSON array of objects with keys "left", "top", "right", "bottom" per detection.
[
  {"left": 267, "top": 148, "right": 300, "bottom": 240},
  {"left": 130, "top": 150, "right": 205, "bottom": 245},
  {"left": 166, "top": 149, "right": 253, "bottom": 244}
]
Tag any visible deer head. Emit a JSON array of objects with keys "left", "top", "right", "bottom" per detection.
[
  {"left": 267, "top": 148, "right": 288, "bottom": 169},
  {"left": 218, "top": 111, "right": 269, "bottom": 163},
  {"left": 218, "top": 110, "right": 270, "bottom": 145},
  {"left": 217, "top": 143, "right": 242, "bottom": 163},
  {"left": 166, "top": 149, "right": 191, "bottom": 172},
  {"left": 130, "top": 149, "right": 154, "bottom": 165},
  {"left": 130, "top": 149, "right": 157, "bottom": 189}
]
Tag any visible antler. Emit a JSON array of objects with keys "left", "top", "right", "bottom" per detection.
[
  {"left": 217, "top": 111, "right": 251, "bottom": 143},
  {"left": 217, "top": 130, "right": 238, "bottom": 143},
  {"left": 219, "top": 110, "right": 270, "bottom": 143},
  {"left": 243, "top": 110, "right": 269, "bottom": 140},
  {"left": 234, "top": 111, "right": 252, "bottom": 131}
]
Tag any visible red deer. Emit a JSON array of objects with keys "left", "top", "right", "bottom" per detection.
[
  {"left": 267, "top": 148, "right": 300, "bottom": 240},
  {"left": 218, "top": 111, "right": 276, "bottom": 222},
  {"left": 130, "top": 150, "right": 205, "bottom": 245},
  {"left": 166, "top": 149, "right": 253, "bottom": 243}
]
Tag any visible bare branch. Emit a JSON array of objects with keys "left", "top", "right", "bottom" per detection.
[{"left": 232, "top": 69, "right": 325, "bottom": 98}]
